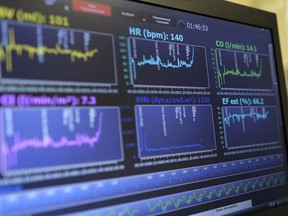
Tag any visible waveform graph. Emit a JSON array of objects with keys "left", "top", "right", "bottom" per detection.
[
  {"left": 0, "top": 107, "right": 123, "bottom": 174},
  {"left": 144, "top": 172, "right": 285, "bottom": 215},
  {"left": 129, "top": 37, "right": 209, "bottom": 88},
  {"left": 222, "top": 106, "right": 280, "bottom": 149},
  {"left": 0, "top": 20, "right": 117, "bottom": 86},
  {"left": 67, "top": 172, "right": 285, "bottom": 216},
  {"left": 215, "top": 49, "right": 272, "bottom": 90},
  {"left": 135, "top": 105, "right": 216, "bottom": 159}
]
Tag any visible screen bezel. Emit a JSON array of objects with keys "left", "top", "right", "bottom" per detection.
[{"left": 0, "top": 0, "right": 288, "bottom": 215}]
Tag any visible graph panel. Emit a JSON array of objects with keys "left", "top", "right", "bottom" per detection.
[
  {"left": 222, "top": 106, "right": 280, "bottom": 148},
  {"left": 135, "top": 105, "right": 216, "bottom": 158},
  {"left": 216, "top": 49, "right": 272, "bottom": 90},
  {"left": 129, "top": 38, "right": 209, "bottom": 88},
  {"left": 0, "top": 21, "right": 116, "bottom": 85},
  {"left": 0, "top": 107, "right": 123, "bottom": 173}
]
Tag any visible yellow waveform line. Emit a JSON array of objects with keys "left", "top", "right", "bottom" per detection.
[{"left": 0, "top": 28, "right": 99, "bottom": 73}]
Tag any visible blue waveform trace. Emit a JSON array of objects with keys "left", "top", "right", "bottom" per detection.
[
  {"left": 222, "top": 106, "right": 280, "bottom": 148},
  {"left": 135, "top": 105, "right": 216, "bottom": 158},
  {"left": 136, "top": 45, "right": 195, "bottom": 69},
  {"left": 129, "top": 37, "right": 209, "bottom": 88},
  {"left": 224, "top": 106, "right": 269, "bottom": 127},
  {"left": 141, "top": 133, "right": 205, "bottom": 152}
]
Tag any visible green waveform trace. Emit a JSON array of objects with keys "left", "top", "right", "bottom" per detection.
[
  {"left": 217, "top": 59, "right": 263, "bottom": 88},
  {"left": 95, "top": 206, "right": 138, "bottom": 216},
  {"left": 146, "top": 174, "right": 284, "bottom": 213},
  {"left": 82, "top": 174, "right": 284, "bottom": 216}
]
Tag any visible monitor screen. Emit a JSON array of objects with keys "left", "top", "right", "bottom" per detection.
[{"left": 0, "top": 0, "right": 288, "bottom": 215}]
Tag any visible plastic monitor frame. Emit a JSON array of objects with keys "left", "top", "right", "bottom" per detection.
[{"left": 0, "top": 0, "right": 288, "bottom": 215}]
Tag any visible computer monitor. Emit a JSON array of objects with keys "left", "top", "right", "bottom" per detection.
[{"left": 0, "top": 0, "right": 288, "bottom": 215}]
